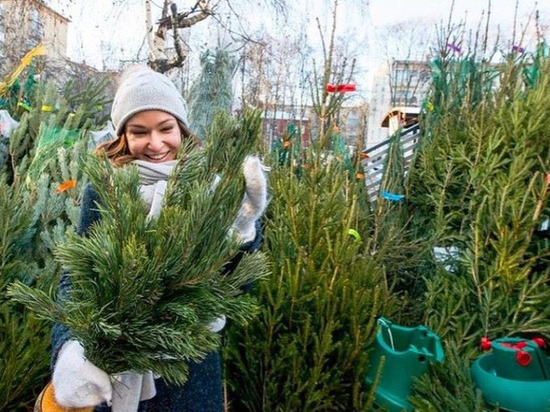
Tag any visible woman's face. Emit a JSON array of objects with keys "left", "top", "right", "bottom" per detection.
[{"left": 125, "top": 110, "right": 182, "bottom": 163}]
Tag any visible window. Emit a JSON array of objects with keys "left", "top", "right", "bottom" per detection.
[
  {"left": 394, "top": 68, "right": 412, "bottom": 85},
  {"left": 419, "top": 69, "right": 431, "bottom": 83},
  {"left": 29, "top": 8, "right": 44, "bottom": 40}
]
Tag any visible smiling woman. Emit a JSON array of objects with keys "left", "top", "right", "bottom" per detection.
[
  {"left": 39, "top": 66, "right": 269, "bottom": 412},
  {"left": 125, "top": 111, "right": 182, "bottom": 163},
  {"left": 96, "top": 67, "right": 196, "bottom": 166}
]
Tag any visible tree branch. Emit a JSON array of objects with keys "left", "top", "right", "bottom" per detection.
[
  {"left": 157, "top": 0, "right": 213, "bottom": 31},
  {"left": 149, "top": 0, "right": 214, "bottom": 72}
]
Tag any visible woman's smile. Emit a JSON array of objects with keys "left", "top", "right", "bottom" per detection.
[{"left": 125, "top": 110, "right": 182, "bottom": 163}]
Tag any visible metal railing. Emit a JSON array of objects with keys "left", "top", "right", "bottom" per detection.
[{"left": 361, "top": 123, "right": 420, "bottom": 202}]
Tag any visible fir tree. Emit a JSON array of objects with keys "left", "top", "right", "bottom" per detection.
[
  {"left": 1, "top": 68, "right": 110, "bottom": 410},
  {"left": 188, "top": 48, "right": 237, "bottom": 141},
  {"left": 404, "top": 35, "right": 550, "bottom": 407}
]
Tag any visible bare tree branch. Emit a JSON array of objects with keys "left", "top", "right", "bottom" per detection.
[
  {"left": 145, "top": 0, "right": 290, "bottom": 73},
  {"left": 156, "top": 0, "right": 213, "bottom": 31},
  {"left": 148, "top": 0, "right": 214, "bottom": 72}
]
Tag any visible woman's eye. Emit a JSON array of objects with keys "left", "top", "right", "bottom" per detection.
[
  {"left": 161, "top": 126, "right": 174, "bottom": 132},
  {"left": 131, "top": 131, "right": 147, "bottom": 136}
]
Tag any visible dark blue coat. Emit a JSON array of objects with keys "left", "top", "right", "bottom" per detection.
[{"left": 51, "top": 184, "right": 262, "bottom": 412}]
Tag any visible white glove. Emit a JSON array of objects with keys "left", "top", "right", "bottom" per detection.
[
  {"left": 231, "top": 156, "right": 268, "bottom": 243},
  {"left": 207, "top": 315, "right": 227, "bottom": 333},
  {"left": 53, "top": 340, "right": 113, "bottom": 408}
]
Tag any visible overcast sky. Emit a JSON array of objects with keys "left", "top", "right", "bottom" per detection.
[
  {"left": 42, "top": 0, "right": 548, "bottom": 70},
  {"left": 369, "top": 0, "right": 545, "bottom": 26}
]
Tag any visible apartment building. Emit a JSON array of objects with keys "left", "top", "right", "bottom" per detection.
[
  {"left": 390, "top": 60, "right": 431, "bottom": 107},
  {"left": 0, "top": 0, "right": 69, "bottom": 74},
  {"left": 334, "top": 104, "right": 369, "bottom": 150},
  {"left": 262, "top": 108, "right": 311, "bottom": 147},
  {"left": 367, "top": 59, "right": 431, "bottom": 147}
]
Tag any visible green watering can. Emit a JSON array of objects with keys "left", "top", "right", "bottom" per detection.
[{"left": 365, "top": 317, "right": 444, "bottom": 411}]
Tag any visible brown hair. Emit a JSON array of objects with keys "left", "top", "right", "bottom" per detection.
[{"left": 95, "top": 120, "right": 199, "bottom": 167}]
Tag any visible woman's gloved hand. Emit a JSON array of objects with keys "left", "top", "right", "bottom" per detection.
[
  {"left": 207, "top": 315, "right": 227, "bottom": 333},
  {"left": 231, "top": 156, "right": 268, "bottom": 243},
  {"left": 53, "top": 340, "right": 113, "bottom": 408}
]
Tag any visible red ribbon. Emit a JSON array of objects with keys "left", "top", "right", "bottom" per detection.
[{"left": 326, "top": 84, "right": 356, "bottom": 93}]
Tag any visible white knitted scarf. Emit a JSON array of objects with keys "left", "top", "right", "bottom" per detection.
[
  {"left": 132, "top": 159, "right": 178, "bottom": 220},
  {"left": 132, "top": 159, "right": 178, "bottom": 185}
]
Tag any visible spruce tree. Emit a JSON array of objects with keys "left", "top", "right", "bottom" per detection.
[
  {"left": 0, "top": 174, "right": 51, "bottom": 411},
  {"left": 370, "top": 131, "right": 433, "bottom": 323},
  {"left": 223, "top": 13, "right": 402, "bottom": 408},
  {"left": 188, "top": 48, "right": 237, "bottom": 141},
  {"left": 224, "top": 116, "right": 396, "bottom": 410}
]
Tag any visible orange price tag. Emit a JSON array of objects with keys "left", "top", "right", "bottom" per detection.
[{"left": 56, "top": 179, "right": 77, "bottom": 193}]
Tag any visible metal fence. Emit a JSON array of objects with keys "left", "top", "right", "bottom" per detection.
[{"left": 361, "top": 123, "right": 420, "bottom": 202}]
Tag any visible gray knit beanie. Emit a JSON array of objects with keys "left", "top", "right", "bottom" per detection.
[{"left": 111, "top": 67, "right": 189, "bottom": 136}]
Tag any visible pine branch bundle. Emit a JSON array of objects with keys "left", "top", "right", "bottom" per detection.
[{"left": 9, "top": 110, "right": 269, "bottom": 385}]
